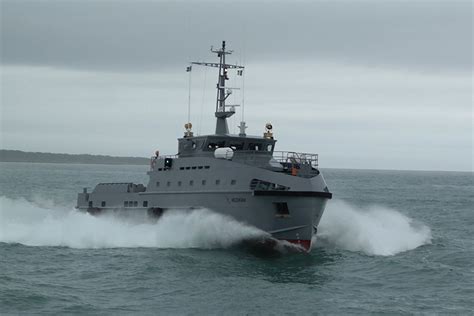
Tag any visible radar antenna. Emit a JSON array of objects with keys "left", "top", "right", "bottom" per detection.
[{"left": 191, "top": 41, "right": 245, "bottom": 135}]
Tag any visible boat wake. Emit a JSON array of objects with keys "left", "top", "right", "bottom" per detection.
[
  {"left": 317, "top": 199, "right": 432, "bottom": 256},
  {"left": 0, "top": 197, "right": 431, "bottom": 256},
  {"left": 0, "top": 196, "right": 267, "bottom": 250}
]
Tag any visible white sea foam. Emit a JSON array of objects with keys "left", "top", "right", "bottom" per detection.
[
  {"left": 0, "top": 196, "right": 267, "bottom": 249},
  {"left": 0, "top": 196, "right": 432, "bottom": 255},
  {"left": 317, "top": 199, "right": 432, "bottom": 256}
]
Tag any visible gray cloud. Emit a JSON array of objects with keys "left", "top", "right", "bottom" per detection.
[
  {"left": 1, "top": 0, "right": 472, "bottom": 171},
  {"left": 1, "top": 62, "right": 471, "bottom": 171},
  {"left": 1, "top": 0, "right": 472, "bottom": 72}
]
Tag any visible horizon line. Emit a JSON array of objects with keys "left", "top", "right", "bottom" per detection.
[{"left": 1, "top": 148, "right": 472, "bottom": 173}]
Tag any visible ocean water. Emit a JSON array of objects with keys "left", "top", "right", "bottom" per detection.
[{"left": 0, "top": 162, "right": 472, "bottom": 314}]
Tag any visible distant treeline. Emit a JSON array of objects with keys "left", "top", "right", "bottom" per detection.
[{"left": 0, "top": 150, "right": 149, "bottom": 165}]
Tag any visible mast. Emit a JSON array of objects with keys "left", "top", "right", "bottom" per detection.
[{"left": 191, "top": 41, "right": 244, "bottom": 135}]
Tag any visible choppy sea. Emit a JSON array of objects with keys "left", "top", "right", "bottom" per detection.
[{"left": 0, "top": 162, "right": 472, "bottom": 314}]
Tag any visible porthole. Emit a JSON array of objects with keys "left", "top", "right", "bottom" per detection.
[{"left": 231, "top": 180, "right": 236, "bottom": 185}]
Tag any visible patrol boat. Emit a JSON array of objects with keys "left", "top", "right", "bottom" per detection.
[{"left": 76, "top": 41, "right": 332, "bottom": 251}]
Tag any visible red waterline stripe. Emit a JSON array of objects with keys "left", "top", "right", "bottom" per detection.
[{"left": 285, "top": 239, "right": 312, "bottom": 251}]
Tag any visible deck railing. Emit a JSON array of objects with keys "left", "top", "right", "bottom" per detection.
[
  {"left": 149, "top": 154, "right": 178, "bottom": 160},
  {"left": 272, "top": 151, "right": 319, "bottom": 168},
  {"left": 149, "top": 152, "right": 318, "bottom": 170}
]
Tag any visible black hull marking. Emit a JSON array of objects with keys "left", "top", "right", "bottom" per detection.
[{"left": 253, "top": 190, "right": 332, "bottom": 199}]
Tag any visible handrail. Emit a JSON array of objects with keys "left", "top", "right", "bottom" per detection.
[
  {"left": 149, "top": 154, "right": 179, "bottom": 160},
  {"left": 148, "top": 152, "right": 318, "bottom": 170},
  {"left": 272, "top": 151, "right": 319, "bottom": 167}
]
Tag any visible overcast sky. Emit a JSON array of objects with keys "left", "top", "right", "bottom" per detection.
[{"left": 1, "top": 0, "right": 472, "bottom": 171}]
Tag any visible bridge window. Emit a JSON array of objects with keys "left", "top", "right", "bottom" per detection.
[
  {"left": 133, "top": 201, "right": 138, "bottom": 207},
  {"left": 202, "top": 180, "right": 206, "bottom": 185},
  {"left": 230, "top": 143, "right": 244, "bottom": 150},
  {"left": 189, "top": 180, "right": 194, "bottom": 186},
  {"left": 143, "top": 201, "right": 148, "bottom": 207},
  {"left": 101, "top": 201, "right": 106, "bottom": 207},
  {"left": 215, "top": 179, "right": 220, "bottom": 185},
  {"left": 231, "top": 180, "right": 236, "bottom": 185},
  {"left": 250, "top": 179, "right": 289, "bottom": 191},
  {"left": 124, "top": 201, "right": 128, "bottom": 207},
  {"left": 248, "top": 143, "right": 256, "bottom": 150},
  {"left": 167, "top": 181, "right": 171, "bottom": 187},
  {"left": 156, "top": 181, "right": 160, "bottom": 187},
  {"left": 178, "top": 181, "right": 182, "bottom": 186},
  {"left": 248, "top": 143, "right": 263, "bottom": 151},
  {"left": 206, "top": 141, "right": 226, "bottom": 150}
]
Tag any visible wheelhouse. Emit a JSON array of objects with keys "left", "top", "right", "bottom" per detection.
[{"left": 178, "top": 135, "right": 276, "bottom": 157}]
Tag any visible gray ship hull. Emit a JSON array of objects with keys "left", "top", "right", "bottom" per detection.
[{"left": 77, "top": 154, "right": 332, "bottom": 251}]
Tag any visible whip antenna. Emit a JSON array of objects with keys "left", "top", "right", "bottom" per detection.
[{"left": 187, "top": 64, "right": 192, "bottom": 123}]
